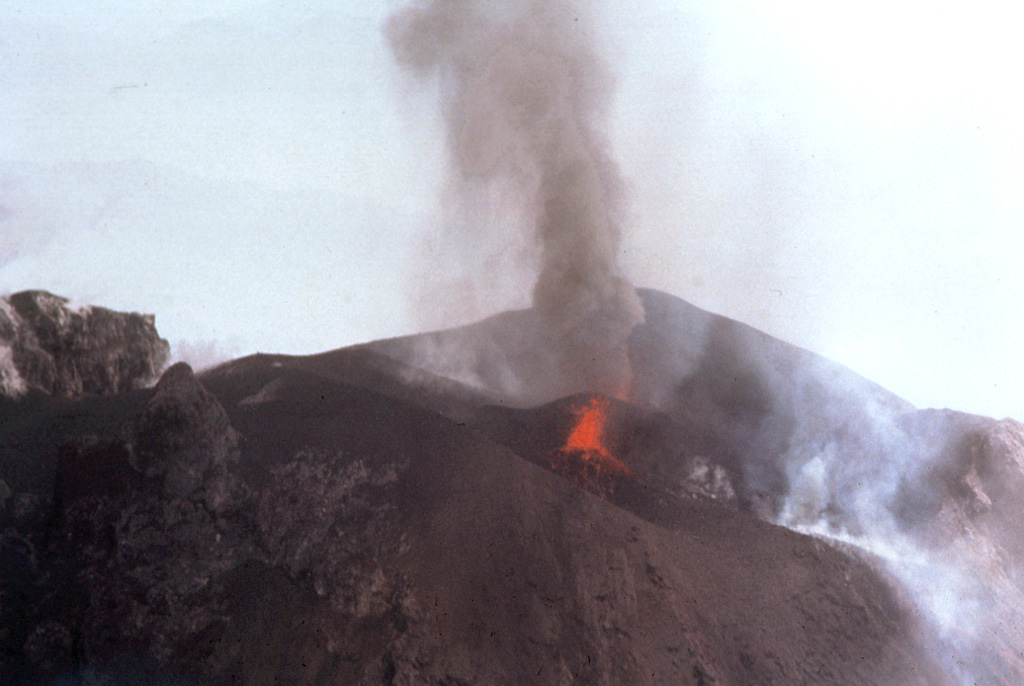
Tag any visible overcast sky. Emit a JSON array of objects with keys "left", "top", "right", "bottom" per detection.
[{"left": 2, "top": 0, "right": 1022, "bottom": 420}]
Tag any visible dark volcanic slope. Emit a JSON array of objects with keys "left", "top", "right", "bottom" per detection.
[
  {"left": 394, "top": 416, "right": 944, "bottom": 686},
  {"left": 12, "top": 287, "right": 1024, "bottom": 684},
  {"left": 359, "top": 288, "right": 1024, "bottom": 681},
  {"left": 201, "top": 345, "right": 499, "bottom": 422},
  {"left": 1, "top": 356, "right": 948, "bottom": 685},
  {"left": 0, "top": 388, "right": 153, "bottom": 494}
]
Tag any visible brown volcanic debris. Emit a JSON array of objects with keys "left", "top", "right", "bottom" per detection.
[
  {"left": 0, "top": 293, "right": 956, "bottom": 685},
  {"left": 10, "top": 289, "right": 1024, "bottom": 682}
]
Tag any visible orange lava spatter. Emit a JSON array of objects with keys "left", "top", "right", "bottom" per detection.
[
  {"left": 565, "top": 396, "right": 613, "bottom": 457},
  {"left": 561, "top": 396, "right": 630, "bottom": 477}
]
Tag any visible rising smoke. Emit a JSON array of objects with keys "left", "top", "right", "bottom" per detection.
[{"left": 386, "top": 0, "right": 644, "bottom": 398}]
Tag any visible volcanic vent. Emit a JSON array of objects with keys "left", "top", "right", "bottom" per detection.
[{"left": 554, "top": 394, "right": 632, "bottom": 495}]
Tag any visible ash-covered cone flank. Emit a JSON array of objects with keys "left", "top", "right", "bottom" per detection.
[
  {"left": 387, "top": 0, "right": 644, "bottom": 398},
  {"left": 5, "top": 288, "right": 1024, "bottom": 684}
]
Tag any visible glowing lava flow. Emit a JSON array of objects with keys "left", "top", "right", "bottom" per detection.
[{"left": 560, "top": 396, "right": 631, "bottom": 482}]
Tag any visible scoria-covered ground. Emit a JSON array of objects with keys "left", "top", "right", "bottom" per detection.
[{"left": 2, "top": 289, "right": 1023, "bottom": 684}]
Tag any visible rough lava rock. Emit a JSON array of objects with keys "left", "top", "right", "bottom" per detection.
[
  {"left": 0, "top": 363, "right": 251, "bottom": 685},
  {"left": 131, "top": 362, "right": 243, "bottom": 509},
  {"left": 0, "top": 290, "right": 169, "bottom": 398}
]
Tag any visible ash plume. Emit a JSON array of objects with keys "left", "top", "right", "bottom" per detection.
[{"left": 387, "top": 0, "right": 644, "bottom": 398}]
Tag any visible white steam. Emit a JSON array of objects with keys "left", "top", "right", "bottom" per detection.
[{"left": 776, "top": 382, "right": 1024, "bottom": 684}]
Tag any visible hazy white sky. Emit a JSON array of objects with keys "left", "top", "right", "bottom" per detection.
[{"left": 1, "top": 0, "right": 1022, "bottom": 420}]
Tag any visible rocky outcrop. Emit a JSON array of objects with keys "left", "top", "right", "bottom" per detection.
[
  {"left": 0, "top": 290, "right": 169, "bottom": 399},
  {"left": 131, "top": 362, "right": 243, "bottom": 509},
  {"left": 0, "top": 363, "right": 249, "bottom": 685}
]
